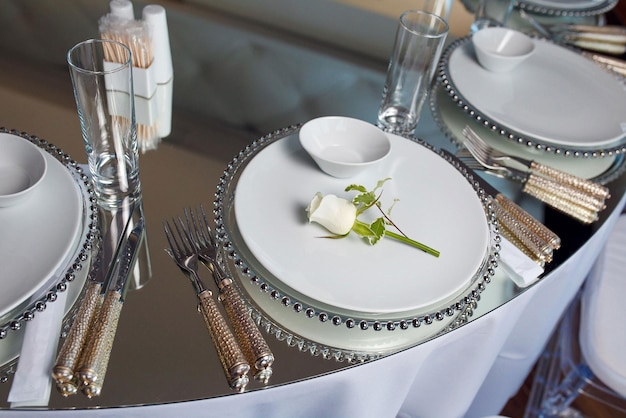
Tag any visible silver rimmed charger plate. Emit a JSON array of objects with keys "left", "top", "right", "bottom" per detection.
[
  {"left": 429, "top": 83, "right": 626, "bottom": 185},
  {"left": 438, "top": 36, "right": 626, "bottom": 157},
  {"left": 0, "top": 128, "right": 97, "bottom": 380},
  {"left": 515, "top": 0, "right": 618, "bottom": 17},
  {"left": 214, "top": 125, "right": 500, "bottom": 357}
]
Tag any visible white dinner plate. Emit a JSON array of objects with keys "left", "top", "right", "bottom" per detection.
[
  {"left": 444, "top": 38, "right": 626, "bottom": 150},
  {"left": 233, "top": 133, "right": 490, "bottom": 315},
  {"left": 0, "top": 133, "right": 83, "bottom": 320}
]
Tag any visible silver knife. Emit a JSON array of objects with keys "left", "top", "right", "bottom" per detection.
[
  {"left": 51, "top": 208, "right": 132, "bottom": 396},
  {"left": 77, "top": 217, "right": 145, "bottom": 398}
]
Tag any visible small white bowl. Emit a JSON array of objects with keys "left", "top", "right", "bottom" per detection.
[
  {"left": 473, "top": 27, "right": 535, "bottom": 72},
  {"left": 0, "top": 134, "right": 47, "bottom": 207},
  {"left": 299, "top": 116, "right": 391, "bottom": 178}
]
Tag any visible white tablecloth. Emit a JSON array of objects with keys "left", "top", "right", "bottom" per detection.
[{"left": 3, "top": 114, "right": 625, "bottom": 417}]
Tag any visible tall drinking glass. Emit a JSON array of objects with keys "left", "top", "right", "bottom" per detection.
[
  {"left": 377, "top": 10, "right": 449, "bottom": 135},
  {"left": 67, "top": 39, "right": 141, "bottom": 209},
  {"left": 470, "top": 0, "right": 515, "bottom": 33}
]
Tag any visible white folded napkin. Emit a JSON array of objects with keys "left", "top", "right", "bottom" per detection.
[
  {"left": 499, "top": 237, "right": 544, "bottom": 288},
  {"left": 7, "top": 289, "right": 68, "bottom": 407}
]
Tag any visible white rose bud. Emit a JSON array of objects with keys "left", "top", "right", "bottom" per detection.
[{"left": 306, "top": 192, "right": 357, "bottom": 235}]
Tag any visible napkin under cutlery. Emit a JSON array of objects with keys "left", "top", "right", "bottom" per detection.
[{"left": 8, "top": 290, "right": 68, "bottom": 407}]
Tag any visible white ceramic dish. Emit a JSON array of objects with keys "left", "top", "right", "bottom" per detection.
[
  {"left": 473, "top": 27, "right": 535, "bottom": 72},
  {"left": 233, "top": 132, "right": 490, "bottom": 315},
  {"left": 299, "top": 116, "right": 391, "bottom": 178},
  {"left": 0, "top": 135, "right": 47, "bottom": 207},
  {"left": 0, "top": 133, "right": 83, "bottom": 321},
  {"left": 444, "top": 37, "right": 626, "bottom": 149}
]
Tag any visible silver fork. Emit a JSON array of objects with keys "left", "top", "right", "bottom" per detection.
[
  {"left": 460, "top": 128, "right": 604, "bottom": 223},
  {"left": 463, "top": 126, "right": 610, "bottom": 201},
  {"left": 184, "top": 206, "right": 274, "bottom": 381},
  {"left": 163, "top": 218, "right": 250, "bottom": 391}
]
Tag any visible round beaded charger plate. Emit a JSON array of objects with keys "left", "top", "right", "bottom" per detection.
[
  {"left": 515, "top": 0, "right": 618, "bottom": 16},
  {"left": 215, "top": 126, "right": 500, "bottom": 354},
  {"left": 439, "top": 37, "right": 626, "bottom": 156}
]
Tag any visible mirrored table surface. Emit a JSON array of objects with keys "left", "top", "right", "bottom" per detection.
[{"left": 1, "top": 0, "right": 625, "bottom": 414}]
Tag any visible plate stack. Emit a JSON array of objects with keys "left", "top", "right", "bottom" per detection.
[
  {"left": 0, "top": 130, "right": 97, "bottom": 381},
  {"left": 432, "top": 36, "right": 626, "bottom": 186}
]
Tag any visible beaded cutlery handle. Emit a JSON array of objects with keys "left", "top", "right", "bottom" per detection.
[
  {"left": 495, "top": 194, "right": 561, "bottom": 250},
  {"left": 197, "top": 289, "right": 250, "bottom": 391},
  {"left": 217, "top": 279, "right": 274, "bottom": 376},
  {"left": 523, "top": 181, "right": 599, "bottom": 224},
  {"left": 529, "top": 161, "right": 610, "bottom": 201},
  {"left": 526, "top": 174, "right": 605, "bottom": 212},
  {"left": 51, "top": 282, "right": 104, "bottom": 397},
  {"left": 499, "top": 224, "right": 545, "bottom": 266},
  {"left": 492, "top": 198, "right": 553, "bottom": 264},
  {"left": 77, "top": 289, "right": 123, "bottom": 398}
]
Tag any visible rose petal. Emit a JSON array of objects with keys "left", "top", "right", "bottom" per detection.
[{"left": 307, "top": 193, "right": 356, "bottom": 235}]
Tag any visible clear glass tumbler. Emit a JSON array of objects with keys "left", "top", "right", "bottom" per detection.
[
  {"left": 67, "top": 39, "right": 141, "bottom": 209},
  {"left": 470, "top": 0, "right": 515, "bottom": 33},
  {"left": 377, "top": 10, "right": 449, "bottom": 135}
]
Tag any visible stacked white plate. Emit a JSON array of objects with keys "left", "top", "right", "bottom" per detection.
[
  {"left": 434, "top": 36, "right": 626, "bottom": 183},
  {"left": 215, "top": 126, "right": 500, "bottom": 355},
  {"left": 0, "top": 130, "right": 95, "bottom": 376}
]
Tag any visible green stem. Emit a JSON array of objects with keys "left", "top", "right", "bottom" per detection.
[{"left": 385, "top": 230, "right": 440, "bottom": 258}]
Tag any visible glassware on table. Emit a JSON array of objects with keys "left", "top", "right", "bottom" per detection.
[
  {"left": 377, "top": 10, "right": 449, "bottom": 135},
  {"left": 470, "top": 0, "right": 515, "bottom": 33},
  {"left": 67, "top": 39, "right": 141, "bottom": 209}
]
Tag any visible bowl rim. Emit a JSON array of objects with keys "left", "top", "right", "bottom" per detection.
[
  {"left": 473, "top": 27, "right": 535, "bottom": 58},
  {"left": 299, "top": 116, "right": 392, "bottom": 167},
  {"left": 0, "top": 135, "right": 48, "bottom": 204}
]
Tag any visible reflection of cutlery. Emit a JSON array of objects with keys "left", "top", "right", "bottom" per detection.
[
  {"left": 442, "top": 149, "right": 560, "bottom": 265},
  {"left": 77, "top": 217, "right": 144, "bottom": 398},
  {"left": 184, "top": 206, "right": 274, "bottom": 383},
  {"left": 581, "top": 51, "right": 626, "bottom": 77},
  {"left": 164, "top": 218, "right": 250, "bottom": 392}
]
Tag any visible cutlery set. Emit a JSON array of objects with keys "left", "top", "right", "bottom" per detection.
[
  {"left": 443, "top": 149, "right": 561, "bottom": 266},
  {"left": 163, "top": 207, "right": 274, "bottom": 391},
  {"left": 459, "top": 126, "right": 610, "bottom": 224},
  {"left": 520, "top": 10, "right": 626, "bottom": 55},
  {"left": 51, "top": 217, "right": 144, "bottom": 398}
]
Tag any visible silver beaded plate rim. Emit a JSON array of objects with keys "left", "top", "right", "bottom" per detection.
[
  {"left": 514, "top": 0, "right": 618, "bottom": 17},
  {"left": 0, "top": 128, "right": 98, "bottom": 338},
  {"left": 460, "top": 0, "right": 618, "bottom": 17},
  {"left": 213, "top": 125, "right": 501, "bottom": 339},
  {"left": 437, "top": 36, "right": 626, "bottom": 159}
]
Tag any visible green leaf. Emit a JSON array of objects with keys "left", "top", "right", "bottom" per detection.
[
  {"left": 374, "top": 177, "right": 392, "bottom": 192},
  {"left": 345, "top": 184, "right": 367, "bottom": 193},
  {"left": 353, "top": 192, "right": 376, "bottom": 208},
  {"left": 366, "top": 217, "right": 386, "bottom": 245}
]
